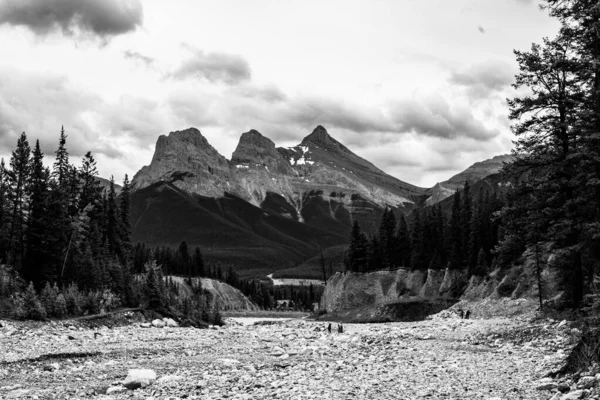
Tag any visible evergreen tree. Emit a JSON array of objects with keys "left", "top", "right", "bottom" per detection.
[
  {"left": 24, "top": 140, "right": 49, "bottom": 286},
  {"left": 106, "top": 176, "right": 121, "bottom": 259},
  {"left": 502, "top": 24, "right": 589, "bottom": 304},
  {"left": 410, "top": 209, "right": 427, "bottom": 270},
  {"left": 119, "top": 174, "right": 132, "bottom": 262},
  {"left": 448, "top": 190, "right": 462, "bottom": 269},
  {"left": 346, "top": 220, "right": 368, "bottom": 272},
  {"left": 395, "top": 215, "right": 411, "bottom": 268},
  {"left": 192, "top": 246, "right": 205, "bottom": 277},
  {"left": 7, "top": 132, "right": 31, "bottom": 269},
  {"left": 53, "top": 126, "right": 69, "bottom": 186}
]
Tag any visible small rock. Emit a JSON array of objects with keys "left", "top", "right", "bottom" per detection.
[
  {"left": 122, "top": 369, "right": 157, "bottom": 390},
  {"left": 560, "top": 389, "right": 586, "bottom": 399},
  {"left": 43, "top": 363, "right": 60, "bottom": 372},
  {"left": 140, "top": 323, "right": 151, "bottom": 328},
  {"left": 6, "top": 389, "right": 30, "bottom": 399},
  {"left": 558, "top": 382, "right": 571, "bottom": 393},
  {"left": 576, "top": 376, "right": 596, "bottom": 389},
  {"left": 536, "top": 380, "right": 557, "bottom": 391},
  {"left": 151, "top": 319, "right": 165, "bottom": 328},
  {"left": 557, "top": 320, "right": 567, "bottom": 329},
  {"left": 106, "top": 386, "right": 127, "bottom": 395},
  {"left": 158, "top": 375, "right": 183, "bottom": 383}
]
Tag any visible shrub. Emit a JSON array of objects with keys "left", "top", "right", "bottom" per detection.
[
  {"left": 63, "top": 283, "right": 83, "bottom": 316},
  {"left": 40, "top": 282, "right": 58, "bottom": 316},
  {"left": 100, "top": 289, "right": 121, "bottom": 313},
  {"left": 83, "top": 291, "right": 101, "bottom": 315},
  {"left": 22, "top": 282, "right": 46, "bottom": 320},
  {"left": 54, "top": 294, "right": 67, "bottom": 318}
]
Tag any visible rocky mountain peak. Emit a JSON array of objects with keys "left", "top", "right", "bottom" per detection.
[
  {"left": 301, "top": 125, "right": 333, "bottom": 146},
  {"left": 132, "top": 127, "right": 232, "bottom": 196},
  {"left": 231, "top": 129, "right": 294, "bottom": 175}
]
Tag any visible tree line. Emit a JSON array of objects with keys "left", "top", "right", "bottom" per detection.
[
  {"left": 345, "top": 182, "right": 505, "bottom": 276},
  {"left": 0, "top": 129, "right": 223, "bottom": 323}
]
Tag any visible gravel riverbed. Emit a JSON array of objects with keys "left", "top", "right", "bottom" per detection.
[{"left": 0, "top": 314, "right": 582, "bottom": 399}]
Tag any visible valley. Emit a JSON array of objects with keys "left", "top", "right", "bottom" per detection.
[{"left": 0, "top": 310, "right": 580, "bottom": 400}]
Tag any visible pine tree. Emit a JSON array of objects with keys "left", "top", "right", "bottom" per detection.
[
  {"left": 25, "top": 140, "right": 52, "bottom": 286},
  {"left": 346, "top": 220, "right": 368, "bottom": 272},
  {"left": 0, "top": 159, "right": 10, "bottom": 259},
  {"left": 106, "top": 176, "right": 121, "bottom": 259},
  {"left": 53, "top": 126, "right": 69, "bottom": 186},
  {"left": 448, "top": 190, "right": 462, "bottom": 269},
  {"left": 79, "top": 152, "right": 102, "bottom": 217},
  {"left": 145, "top": 260, "right": 162, "bottom": 309},
  {"left": 410, "top": 209, "right": 426, "bottom": 270},
  {"left": 503, "top": 23, "right": 589, "bottom": 304},
  {"left": 7, "top": 132, "right": 31, "bottom": 269},
  {"left": 119, "top": 174, "right": 132, "bottom": 262},
  {"left": 378, "top": 208, "right": 397, "bottom": 269},
  {"left": 395, "top": 215, "right": 411, "bottom": 268},
  {"left": 178, "top": 240, "right": 191, "bottom": 278},
  {"left": 192, "top": 246, "right": 205, "bottom": 277}
]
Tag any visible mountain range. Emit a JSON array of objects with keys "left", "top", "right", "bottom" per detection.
[{"left": 128, "top": 126, "right": 511, "bottom": 278}]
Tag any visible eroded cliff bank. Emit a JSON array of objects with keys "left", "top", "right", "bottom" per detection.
[{"left": 320, "top": 245, "right": 563, "bottom": 318}]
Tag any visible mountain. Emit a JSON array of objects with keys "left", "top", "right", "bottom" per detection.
[
  {"left": 130, "top": 126, "right": 427, "bottom": 277},
  {"left": 97, "top": 177, "right": 122, "bottom": 195},
  {"left": 424, "top": 154, "right": 513, "bottom": 205}
]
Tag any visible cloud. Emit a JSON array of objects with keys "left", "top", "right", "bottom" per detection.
[
  {"left": 124, "top": 50, "right": 154, "bottom": 66},
  {"left": 513, "top": 0, "right": 534, "bottom": 4},
  {"left": 390, "top": 95, "right": 500, "bottom": 141},
  {"left": 0, "top": 67, "right": 172, "bottom": 166},
  {"left": 170, "top": 50, "right": 252, "bottom": 85},
  {"left": 450, "top": 60, "right": 515, "bottom": 99},
  {"left": 0, "top": 0, "right": 143, "bottom": 39},
  {"left": 284, "top": 97, "right": 395, "bottom": 134},
  {"left": 234, "top": 84, "right": 287, "bottom": 103}
]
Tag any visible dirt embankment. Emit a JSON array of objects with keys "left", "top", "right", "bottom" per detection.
[
  {"left": 320, "top": 245, "right": 564, "bottom": 320},
  {"left": 169, "top": 277, "right": 258, "bottom": 311}
]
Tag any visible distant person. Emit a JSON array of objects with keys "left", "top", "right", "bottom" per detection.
[
  {"left": 458, "top": 309, "right": 464, "bottom": 319},
  {"left": 465, "top": 310, "right": 471, "bottom": 319},
  {"left": 327, "top": 323, "right": 332, "bottom": 334},
  {"left": 340, "top": 323, "right": 344, "bottom": 334}
]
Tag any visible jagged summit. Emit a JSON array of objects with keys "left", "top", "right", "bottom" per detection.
[
  {"left": 301, "top": 125, "right": 330, "bottom": 144},
  {"left": 300, "top": 125, "right": 355, "bottom": 157},
  {"left": 132, "top": 127, "right": 231, "bottom": 196},
  {"left": 301, "top": 125, "right": 334, "bottom": 146},
  {"left": 231, "top": 129, "right": 293, "bottom": 175}
]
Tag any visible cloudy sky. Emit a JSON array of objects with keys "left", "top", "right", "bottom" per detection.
[{"left": 0, "top": 0, "right": 559, "bottom": 187}]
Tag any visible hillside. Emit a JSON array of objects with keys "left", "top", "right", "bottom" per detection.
[{"left": 424, "top": 155, "right": 512, "bottom": 205}]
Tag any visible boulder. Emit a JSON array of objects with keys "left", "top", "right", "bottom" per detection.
[
  {"left": 162, "top": 318, "right": 178, "bottom": 327},
  {"left": 140, "top": 322, "right": 151, "bottom": 328},
  {"left": 122, "top": 369, "right": 157, "bottom": 390},
  {"left": 151, "top": 319, "right": 165, "bottom": 328}
]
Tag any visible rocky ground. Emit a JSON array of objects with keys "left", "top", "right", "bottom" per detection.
[{"left": 0, "top": 311, "right": 595, "bottom": 400}]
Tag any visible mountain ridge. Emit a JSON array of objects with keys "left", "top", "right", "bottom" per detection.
[{"left": 129, "top": 125, "right": 513, "bottom": 277}]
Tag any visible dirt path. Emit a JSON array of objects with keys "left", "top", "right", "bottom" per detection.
[{"left": 0, "top": 316, "right": 572, "bottom": 399}]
